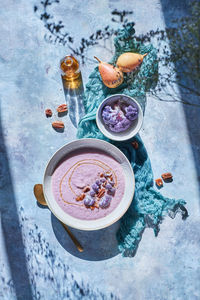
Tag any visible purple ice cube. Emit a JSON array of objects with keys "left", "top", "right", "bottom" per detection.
[
  {"left": 126, "top": 112, "right": 138, "bottom": 121},
  {"left": 125, "top": 105, "right": 138, "bottom": 121},
  {"left": 95, "top": 179, "right": 101, "bottom": 186},
  {"left": 102, "top": 111, "right": 111, "bottom": 124},
  {"left": 100, "top": 178, "right": 106, "bottom": 183},
  {"left": 125, "top": 105, "right": 135, "bottom": 112},
  {"left": 108, "top": 179, "right": 115, "bottom": 186},
  {"left": 105, "top": 183, "right": 112, "bottom": 190},
  {"left": 110, "top": 118, "right": 131, "bottom": 132},
  {"left": 90, "top": 190, "right": 96, "bottom": 197},
  {"left": 103, "top": 105, "right": 112, "bottom": 113},
  {"left": 121, "top": 117, "right": 131, "bottom": 128},
  {"left": 102, "top": 111, "right": 110, "bottom": 118},
  {"left": 84, "top": 195, "right": 95, "bottom": 207},
  {"left": 102, "top": 106, "right": 118, "bottom": 126},
  {"left": 107, "top": 187, "right": 116, "bottom": 196},
  {"left": 92, "top": 183, "right": 99, "bottom": 193},
  {"left": 108, "top": 114, "right": 118, "bottom": 125},
  {"left": 99, "top": 195, "right": 112, "bottom": 208},
  {"left": 110, "top": 122, "right": 123, "bottom": 132}
]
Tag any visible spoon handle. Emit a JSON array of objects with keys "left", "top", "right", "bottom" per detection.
[{"left": 61, "top": 222, "right": 84, "bottom": 252}]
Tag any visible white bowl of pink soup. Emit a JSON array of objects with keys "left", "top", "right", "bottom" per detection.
[{"left": 43, "top": 138, "right": 135, "bottom": 231}]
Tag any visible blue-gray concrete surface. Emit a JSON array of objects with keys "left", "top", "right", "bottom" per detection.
[{"left": 0, "top": 0, "right": 200, "bottom": 299}]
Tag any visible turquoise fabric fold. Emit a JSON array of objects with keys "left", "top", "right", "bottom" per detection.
[{"left": 77, "top": 23, "right": 188, "bottom": 257}]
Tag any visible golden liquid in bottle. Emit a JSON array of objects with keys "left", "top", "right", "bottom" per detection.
[
  {"left": 60, "top": 55, "right": 82, "bottom": 89},
  {"left": 60, "top": 55, "right": 85, "bottom": 126}
]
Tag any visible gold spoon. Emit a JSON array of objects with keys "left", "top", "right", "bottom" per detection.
[{"left": 33, "top": 184, "right": 83, "bottom": 252}]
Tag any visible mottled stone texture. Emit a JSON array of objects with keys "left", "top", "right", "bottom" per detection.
[{"left": 0, "top": 0, "right": 199, "bottom": 299}]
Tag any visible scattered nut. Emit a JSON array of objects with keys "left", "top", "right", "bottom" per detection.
[
  {"left": 155, "top": 178, "right": 163, "bottom": 188},
  {"left": 83, "top": 186, "right": 90, "bottom": 193},
  {"left": 45, "top": 108, "right": 52, "bottom": 117},
  {"left": 76, "top": 194, "right": 85, "bottom": 201},
  {"left": 131, "top": 141, "right": 139, "bottom": 149},
  {"left": 94, "top": 203, "right": 99, "bottom": 209},
  {"left": 104, "top": 171, "right": 112, "bottom": 178},
  {"left": 52, "top": 121, "right": 65, "bottom": 129},
  {"left": 88, "top": 202, "right": 99, "bottom": 210},
  {"left": 56, "top": 104, "right": 68, "bottom": 113},
  {"left": 161, "top": 172, "right": 173, "bottom": 182}
]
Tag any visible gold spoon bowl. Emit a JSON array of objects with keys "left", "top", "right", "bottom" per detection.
[{"left": 33, "top": 184, "right": 83, "bottom": 252}]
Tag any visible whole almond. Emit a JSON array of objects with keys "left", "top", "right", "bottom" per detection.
[{"left": 52, "top": 121, "right": 64, "bottom": 129}]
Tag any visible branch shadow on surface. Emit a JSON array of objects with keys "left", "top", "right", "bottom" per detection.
[
  {"left": 51, "top": 213, "right": 120, "bottom": 261},
  {"left": 0, "top": 108, "right": 33, "bottom": 299},
  {"left": 160, "top": 0, "right": 200, "bottom": 197}
]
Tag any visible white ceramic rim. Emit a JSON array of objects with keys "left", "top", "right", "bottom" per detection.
[
  {"left": 43, "top": 138, "right": 135, "bottom": 231},
  {"left": 96, "top": 94, "right": 143, "bottom": 141}
]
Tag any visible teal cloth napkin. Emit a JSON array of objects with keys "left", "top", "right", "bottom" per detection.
[{"left": 77, "top": 23, "right": 188, "bottom": 257}]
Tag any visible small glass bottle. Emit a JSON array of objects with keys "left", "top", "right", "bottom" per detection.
[
  {"left": 60, "top": 55, "right": 85, "bottom": 127},
  {"left": 60, "top": 55, "right": 81, "bottom": 83}
]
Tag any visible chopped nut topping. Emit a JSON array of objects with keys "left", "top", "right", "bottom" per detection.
[
  {"left": 97, "top": 188, "right": 105, "bottom": 198},
  {"left": 76, "top": 194, "right": 85, "bottom": 201},
  {"left": 83, "top": 186, "right": 90, "bottom": 193},
  {"left": 104, "top": 171, "right": 112, "bottom": 177}
]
